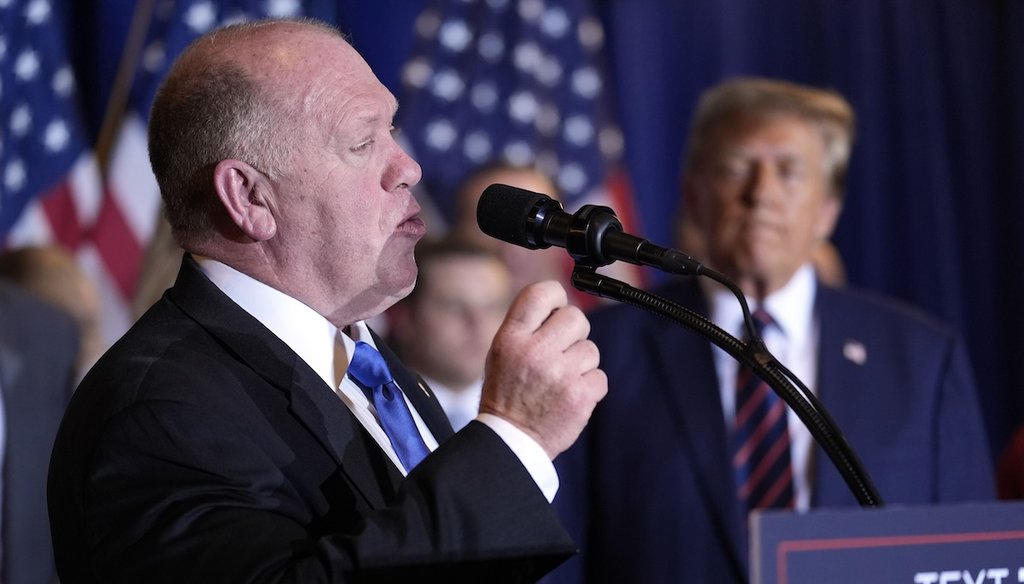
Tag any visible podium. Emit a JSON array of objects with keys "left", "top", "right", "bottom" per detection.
[{"left": 751, "top": 502, "right": 1024, "bottom": 583}]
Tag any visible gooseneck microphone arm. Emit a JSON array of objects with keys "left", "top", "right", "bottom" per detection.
[
  {"left": 477, "top": 183, "right": 883, "bottom": 508},
  {"left": 570, "top": 265, "right": 883, "bottom": 508}
]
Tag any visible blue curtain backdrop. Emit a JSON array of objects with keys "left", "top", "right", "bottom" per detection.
[{"left": 77, "top": 0, "right": 1023, "bottom": 461}]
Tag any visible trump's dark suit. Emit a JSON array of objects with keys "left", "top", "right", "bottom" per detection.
[
  {"left": 0, "top": 282, "right": 78, "bottom": 584},
  {"left": 546, "top": 277, "right": 993, "bottom": 584},
  {"left": 48, "top": 256, "right": 573, "bottom": 583}
]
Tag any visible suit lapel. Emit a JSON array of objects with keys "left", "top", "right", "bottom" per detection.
[
  {"left": 811, "top": 285, "right": 869, "bottom": 507},
  {"left": 650, "top": 279, "right": 747, "bottom": 573},
  {"left": 166, "top": 255, "right": 398, "bottom": 509}
]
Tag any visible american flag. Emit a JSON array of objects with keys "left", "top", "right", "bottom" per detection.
[
  {"left": 0, "top": 0, "right": 97, "bottom": 237},
  {"left": 397, "top": 0, "right": 640, "bottom": 238},
  {"left": 1, "top": 0, "right": 107, "bottom": 326},
  {"left": 3, "top": 0, "right": 305, "bottom": 348}
]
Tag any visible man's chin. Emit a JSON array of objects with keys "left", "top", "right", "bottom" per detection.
[
  {"left": 383, "top": 256, "right": 418, "bottom": 294},
  {"left": 389, "top": 279, "right": 417, "bottom": 304}
]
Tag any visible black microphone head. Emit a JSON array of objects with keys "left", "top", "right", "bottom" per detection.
[{"left": 476, "top": 183, "right": 558, "bottom": 249}]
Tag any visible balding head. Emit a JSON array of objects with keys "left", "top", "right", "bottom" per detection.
[
  {"left": 151, "top": 17, "right": 424, "bottom": 326},
  {"left": 148, "top": 18, "right": 349, "bottom": 249}
]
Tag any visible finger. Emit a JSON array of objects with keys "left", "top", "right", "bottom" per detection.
[
  {"left": 562, "top": 339, "right": 601, "bottom": 374},
  {"left": 580, "top": 368, "right": 609, "bottom": 402},
  {"left": 536, "top": 305, "right": 590, "bottom": 350},
  {"left": 500, "top": 280, "right": 568, "bottom": 334}
]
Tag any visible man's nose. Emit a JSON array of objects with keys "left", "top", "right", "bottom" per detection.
[
  {"left": 744, "top": 162, "right": 782, "bottom": 207},
  {"left": 384, "top": 139, "right": 422, "bottom": 192}
]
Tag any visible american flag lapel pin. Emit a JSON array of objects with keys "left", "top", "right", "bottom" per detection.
[{"left": 842, "top": 339, "right": 867, "bottom": 366}]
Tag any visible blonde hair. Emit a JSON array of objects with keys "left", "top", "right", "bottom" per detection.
[{"left": 684, "top": 77, "right": 855, "bottom": 199}]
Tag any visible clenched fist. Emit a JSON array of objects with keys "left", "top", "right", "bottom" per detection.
[{"left": 478, "top": 281, "right": 607, "bottom": 459}]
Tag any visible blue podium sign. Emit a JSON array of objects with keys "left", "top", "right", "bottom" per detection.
[{"left": 751, "top": 502, "right": 1024, "bottom": 584}]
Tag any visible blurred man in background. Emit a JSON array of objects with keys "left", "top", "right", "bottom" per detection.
[
  {"left": 0, "top": 279, "right": 78, "bottom": 584},
  {"left": 546, "top": 77, "right": 993, "bottom": 584},
  {"left": 0, "top": 245, "right": 103, "bottom": 378}
]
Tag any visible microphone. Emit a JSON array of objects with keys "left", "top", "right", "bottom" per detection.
[{"left": 476, "top": 183, "right": 703, "bottom": 275}]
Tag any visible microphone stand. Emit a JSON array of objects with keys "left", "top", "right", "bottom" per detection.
[{"left": 566, "top": 207, "right": 883, "bottom": 508}]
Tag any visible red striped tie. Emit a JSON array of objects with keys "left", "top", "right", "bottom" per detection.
[{"left": 732, "top": 309, "right": 794, "bottom": 514}]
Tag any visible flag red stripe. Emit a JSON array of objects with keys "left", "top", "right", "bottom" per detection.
[
  {"left": 604, "top": 167, "right": 646, "bottom": 287},
  {"left": 606, "top": 168, "right": 640, "bottom": 234},
  {"left": 40, "top": 181, "right": 85, "bottom": 250},
  {"left": 92, "top": 188, "right": 144, "bottom": 300}
]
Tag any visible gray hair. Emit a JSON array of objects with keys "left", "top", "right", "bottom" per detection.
[{"left": 147, "top": 18, "right": 341, "bottom": 247}]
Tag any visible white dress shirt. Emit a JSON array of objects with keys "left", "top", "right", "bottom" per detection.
[
  {"left": 197, "top": 258, "right": 558, "bottom": 500},
  {"left": 424, "top": 376, "right": 483, "bottom": 432},
  {"left": 704, "top": 263, "right": 819, "bottom": 511}
]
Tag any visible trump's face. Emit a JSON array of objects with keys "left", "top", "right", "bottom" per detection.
[{"left": 686, "top": 114, "right": 841, "bottom": 298}]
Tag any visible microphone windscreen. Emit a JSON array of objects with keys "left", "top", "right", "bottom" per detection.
[{"left": 476, "top": 183, "right": 549, "bottom": 247}]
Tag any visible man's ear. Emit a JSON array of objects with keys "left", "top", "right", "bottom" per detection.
[
  {"left": 677, "top": 178, "right": 704, "bottom": 249},
  {"left": 815, "top": 195, "right": 843, "bottom": 241},
  {"left": 212, "top": 159, "right": 277, "bottom": 242}
]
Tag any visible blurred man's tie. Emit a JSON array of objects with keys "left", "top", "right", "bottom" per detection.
[
  {"left": 348, "top": 340, "right": 430, "bottom": 472},
  {"left": 732, "top": 309, "right": 794, "bottom": 514}
]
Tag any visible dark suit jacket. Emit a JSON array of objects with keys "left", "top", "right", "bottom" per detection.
[
  {"left": 546, "top": 277, "right": 994, "bottom": 584},
  {"left": 48, "top": 256, "right": 573, "bottom": 583},
  {"left": 0, "top": 282, "right": 78, "bottom": 584}
]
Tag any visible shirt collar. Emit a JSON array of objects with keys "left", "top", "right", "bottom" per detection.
[
  {"left": 704, "top": 263, "right": 818, "bottom": 341},
  {"left": 195, "top": 257, "right": 375, "bottom": 389}
]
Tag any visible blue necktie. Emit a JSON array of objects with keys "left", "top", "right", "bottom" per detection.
[
  {"left": 347, "top": 341, "right": 430, "bottom": 472},
  {"left": 732, "top": 309, "right": 794, "bottom": 514}
]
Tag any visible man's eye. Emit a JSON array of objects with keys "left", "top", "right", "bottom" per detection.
[
  {"left": 779, "top": 163, "right": 806, "bottom": 181},
  {"left": 351, "top": 139, "right": 373, "bottom": 152},
  {"left": 717, "top": 161, "right": 750, "bottom": 179}
]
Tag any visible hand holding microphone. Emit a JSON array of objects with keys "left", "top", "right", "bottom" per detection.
[
  {"left": 474, "top": 183, "right": 711, "bottom": 461},
  {"left": 479, "top": 280, "right": 607, "bottom": 460}
]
